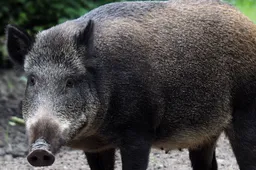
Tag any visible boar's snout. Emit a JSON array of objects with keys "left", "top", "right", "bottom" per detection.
[
  {"left": 27, "top": 138, "right": 55, "bottom": 167},
  {"left": 27, "top": 149, "right": 55, "bottom": 167}
]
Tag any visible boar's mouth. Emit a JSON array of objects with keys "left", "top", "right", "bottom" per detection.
[
  {"left": 68, "top": 120, "right": 92, "bottom": 143},
  {"left": 27, "top": 138, "right": 55, "bottom": 167}
]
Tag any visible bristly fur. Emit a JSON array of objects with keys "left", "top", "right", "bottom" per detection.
[{"left": 5, "top": 0, "right": 256, "bottom": 169}]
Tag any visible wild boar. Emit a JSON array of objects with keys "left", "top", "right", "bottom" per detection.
[{"left": 5, "top": 0, "right": 256, "bottom": 169}]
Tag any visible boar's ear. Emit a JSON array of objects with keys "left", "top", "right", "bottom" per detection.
[
  {"left": 75, "top": 20, "right": 94, "bottom": 46},
  {"left": 6, "top": 24, "right": 33, "bottom": 67}
]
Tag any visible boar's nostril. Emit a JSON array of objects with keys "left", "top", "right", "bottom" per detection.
[
  {"left": 31, "top": 156, "right": 38, "bottom": 161},
  {"left": 27, "top": 149, "right": 55, "bottom": 167},
  {"left": 43, "top": 155, "right": 51, "bottom": 161}
]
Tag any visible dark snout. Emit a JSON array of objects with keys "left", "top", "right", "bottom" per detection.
[
  {"left": 26, "top": 116, "right": 67, "bottom": 166},
  {"left": 27, "top": 149, "right": 55, "bottom": 167},
  {"left": 27, "top": 138, "right": 55, "bottom": 167}
]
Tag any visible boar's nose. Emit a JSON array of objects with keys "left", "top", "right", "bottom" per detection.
[
  {"left": 27, "top": 149, "right": 55, "bottom": 166},
  {"left": 27, "top": 138, "right": 55, "bottom": 167}
]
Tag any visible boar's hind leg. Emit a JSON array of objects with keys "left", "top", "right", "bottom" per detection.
[
  {"left": 189, "top": 136, "right": 218, "bottom": 170},
  {"left": 85, "top": 148, "right": 115, "bottom": 170},
  {"left": 225, "top": 104, "right": 256, "bottom": 170}
]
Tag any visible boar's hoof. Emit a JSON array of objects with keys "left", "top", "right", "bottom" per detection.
[{"left": 27, "top": 149, "right": 55, "bottom": 167}]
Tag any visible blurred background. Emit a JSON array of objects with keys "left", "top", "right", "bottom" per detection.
[{"left": 0, "top": 0, "right": 255, "bottom": 69}]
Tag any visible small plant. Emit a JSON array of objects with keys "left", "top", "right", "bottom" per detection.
[
  {"left": 4, "top": 125, "right": 9, "bottom": 144},
  {"left": 9, "top": 116, "right": 25, "bottom": 126}
]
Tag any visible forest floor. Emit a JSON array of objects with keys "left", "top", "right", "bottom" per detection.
[{"left": 0, "top": 69, "right": 239, "bottom": 170}]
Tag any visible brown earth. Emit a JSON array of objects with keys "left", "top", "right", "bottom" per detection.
[{"left": 0, "top": 69, "right": 239, "bottom": 170}]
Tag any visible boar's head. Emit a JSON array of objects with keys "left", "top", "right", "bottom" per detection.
[{"left": 6, "top": 20, "right": 106, "bottom": 166}]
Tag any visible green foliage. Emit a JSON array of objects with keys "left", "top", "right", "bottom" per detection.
[
  {"left": 0, "top": 0, "right": 121, "bottom": 35},
  {"left": 0, "top": 0, "right": 255, "bottom": 68},
  {"left": 224, "top": 0, "right": 256, "bottom": 23},
  {"left": 0, "top": 0, "right": 120, "bottom": 68}
]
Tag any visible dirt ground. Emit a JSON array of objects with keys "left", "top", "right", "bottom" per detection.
[{"left": 0, "top": 69, "right": 240, "bottom": 170}]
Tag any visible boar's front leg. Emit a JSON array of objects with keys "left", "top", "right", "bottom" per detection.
[
  {"left": 120, "top": 139, "right": 151, "bottom": 170},
  {"left": 85, "top": 148, "right": 115, "bottom": 170}
]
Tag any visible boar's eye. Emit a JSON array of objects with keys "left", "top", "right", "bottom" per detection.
[
  {"left": 28, "top": 75, "right": 36, "bottom": 86},
  {"left": 66, "top": 78, "right": 75, "bottom": 88}
]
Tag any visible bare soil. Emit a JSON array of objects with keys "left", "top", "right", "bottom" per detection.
[{"left": 0, "top": 69, "right": 240, "bottom": 170}]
